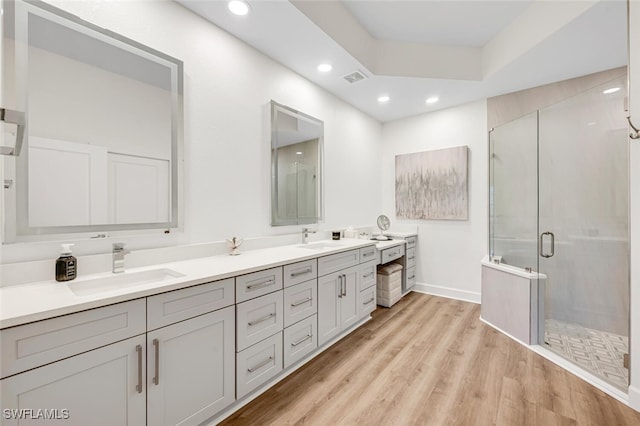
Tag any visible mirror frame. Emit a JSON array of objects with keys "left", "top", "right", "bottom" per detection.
[
  {"left": 270, "top": 101, "right": 324, "bottom": 227},
  {"left": 3, "top": 0, "right": 183, "bottom": 240}
]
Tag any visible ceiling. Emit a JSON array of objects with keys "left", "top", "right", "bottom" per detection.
[{"left": 177, "top": 0, "right": 628, "bottom": 123}]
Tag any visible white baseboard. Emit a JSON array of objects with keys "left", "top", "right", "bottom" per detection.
[
  {"left": 630, "top": 384, "right": 640, "bottom": 412},
  {"left": 413, "top": 282, "right": 481, "bottom": 304}
]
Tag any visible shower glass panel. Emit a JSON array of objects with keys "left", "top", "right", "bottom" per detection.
[
  {"left": 489, "top": 112, "right": 538, "bottom": 269},
  {"left": 538, "top": 76, "right": 629, "bottom": 390}
]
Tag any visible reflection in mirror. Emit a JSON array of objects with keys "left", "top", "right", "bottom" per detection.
[
  {"left": 1, "top": 0, "right": 183, "bottom": 240},
  {"left": 271, "top": 101, "right": 323, "bottom": 226}
]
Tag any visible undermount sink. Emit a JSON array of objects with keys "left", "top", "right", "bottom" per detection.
[
  {"left": 68, "top": 268, "right": 185, "bottom": 296},
  {"left": 298, "top": 241, "right": 345, "bottom": 250}
]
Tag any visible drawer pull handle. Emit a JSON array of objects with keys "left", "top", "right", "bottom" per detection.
[
  {"left": 291, "top": 333, "right": 313, "bottom": 347},
  {"left": 247, "top": 278, "right": 276, "bottom": 290},
  {"left": 248, "top": 356, "right": 273, "bottom": 373},
  {"left": 408, "top": 256, "right": 415, "bottom": 260},
  {"left": 363, "top": 272, "right": 374, "bottom": 278},
  {"left": 408, "top": 275, "right": 415, "bottom": 280},
  {"left": 135, "top": 345, "right": 143, "bottom": 394},
  {"left": 363, "top": 251, "right": 374, "bottom": 257},
  {"left": 291, "top": 268, "right": 312, "bottom": 277},
  {"left": 291, "top": 297, "right": 312, "bottom": 307},
  {"left": 153, "top": 338, "right": 160, "bottom": 386},
  {"left": 364, "top": 298, "right": 375, "bottom": 305},
  {"left": 248, "top": 312, "right": 275, "bottom": 326}
]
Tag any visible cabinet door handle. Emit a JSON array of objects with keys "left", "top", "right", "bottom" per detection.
[
  {"left": 291, "top": 297, "right": 312, "bottom": 307},
  {"left": 135, "top": 344, "right": 143, "bottom": 394},
  {"left": 248, "top": 312, "right": 275, "bottom": 326},
  {"left": 341, "top": 274, "right": 347, "bottom": 297},
  {"left": 291, "top": 333, "right": 313, "bottom": 347},
  {"left": 337, "top": 275, "right": 343, "bottom": 298},
  {"left": 247, "top": 278, "right": 275, "bottom": 290},
  {"left": 290, "top": 268, "right": 312, "bottom": 278},
  {"left": 153, "top": 339, "right": 160, "bottom": 386},
  {"left": 248, "top": 356, "right": 273, "bottom": 373}
]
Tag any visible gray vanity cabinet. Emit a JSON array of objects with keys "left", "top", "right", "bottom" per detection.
[
  {"left": 1, "top": 279, "right": 237, "bottom": 426},
  {"left": 317, "top": 264, "right": 359, "bottom": 346},
  {"left": 1, "top": 335, "right": 146, "bottom": 426},
  {"left": 146, "top": 306, "right": 235, "bottom": 426}
]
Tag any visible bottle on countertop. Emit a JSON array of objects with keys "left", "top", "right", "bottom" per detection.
[{"left": 56, "top": 244, "right": 77, "bottom": 282}]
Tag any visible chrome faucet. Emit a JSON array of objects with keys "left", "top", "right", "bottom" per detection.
[
  {"left": 301, "top": 227, "right": 316, "bottom": 244},
  {"left": 112, "top": 243, "right": 130, "bottom": 273}
]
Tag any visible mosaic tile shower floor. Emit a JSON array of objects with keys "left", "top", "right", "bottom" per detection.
[{"left": 544, "top": 319, "right": 628, "bottom": 390}]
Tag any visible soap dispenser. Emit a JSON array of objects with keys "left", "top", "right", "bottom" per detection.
[{"left": 56, "top": 244, "right": 77, "bottom": 282}]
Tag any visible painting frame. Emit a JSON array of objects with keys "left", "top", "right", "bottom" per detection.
[{"left": 395, "top": 146, "right": 469, "bottom": 221}]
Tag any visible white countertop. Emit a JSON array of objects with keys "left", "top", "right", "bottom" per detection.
[
  {"left": 0, "top": 239, "right": 375, "bottom": 329},
  {"left": 374, "top": 239, "right": 405, "bottom": 250},
  {"left": 383, "top": 231, "right": 418, "bottom": 238}
]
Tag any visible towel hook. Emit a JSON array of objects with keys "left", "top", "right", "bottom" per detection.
[{"left": 629, "top": 116, "right": 640, "bottom": 140}]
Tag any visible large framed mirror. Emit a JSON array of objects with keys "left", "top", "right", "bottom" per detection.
[
  {"left": 271, "top": 101, "right": 323, "bottom": 226},
  {"left": 1, "top": 0, "right": 183, "bottom": 240}
]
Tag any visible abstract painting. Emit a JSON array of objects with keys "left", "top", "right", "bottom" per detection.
[{"left": 395, "top": 146, "right": 469, "bottom": 220}]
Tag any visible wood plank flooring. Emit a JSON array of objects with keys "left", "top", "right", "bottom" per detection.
[{"left": 220, "top": 293, "right": 640, "bottom": 425}]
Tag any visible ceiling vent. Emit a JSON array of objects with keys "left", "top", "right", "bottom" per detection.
[{"left": 343, "top": 70, "right": 367, "bottom": 84}]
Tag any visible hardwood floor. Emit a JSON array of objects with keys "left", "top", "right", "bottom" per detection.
[{"left": 220, "top": 293, "right": 640, "bottom": 425}]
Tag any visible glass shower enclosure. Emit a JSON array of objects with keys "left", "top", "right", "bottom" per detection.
[{"left": 489, "top": 76, "right": 630, "bottom": 391}]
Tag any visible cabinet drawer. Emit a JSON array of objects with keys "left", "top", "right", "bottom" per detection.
[
  {"left": 283, "top": 280, "right": 317, "bottom": 328},
  {"left": 236, "top": 332, "right": 283, "bottom": 399},
  {"left": 283, "top": 315, "right": 317, "bottom": 369},
  {"left": 381, "top": 244, "right": 405, "bottom": 264},
  {"left": 236, "top": 291, "right": 283, "bottom": 352},
  {"left": 236, "top": 267, "right": 283, "bottom": 303},
  {"left": 406, "top": 248, "right": 416, "bottom": 269},
  {"left": 406, "top": 266, "right": 416, "bottom": 290},
  {"left": 1, "top": 299, "right": 146, "bottom": 379},
  {"left": 359, "top": 260, "right": 377, "bottom": 291},
  {"left": 318, "top": 249, "right": 359, "bottom": 277},
  {"left": 406, "top": 236, "right": 417, "bottom": 249},
  {"left": 359, "top": 287, "right": 377, "bottom": 319},
  {"left": 147, "top": 278, "right": 234, "bottom": 330},
  {"left": 283, "top": 260, "right": 317, "bottom": 288},
  {"left": 359, "top": 245, "right": 377, "bottom": 264}
]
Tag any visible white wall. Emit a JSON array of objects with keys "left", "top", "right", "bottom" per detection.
[
  {"left": 0, "top": 0, "right": 382, "bottom": 265},
  {"left": 381, "top": 100, "right": 488, "bottom": 303}
]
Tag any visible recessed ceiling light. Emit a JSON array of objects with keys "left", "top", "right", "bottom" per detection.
[
  {"left": 228, "top": 0, "right": 250, "bottom": 16},
  {"left": 378, "top": 96, "right": 390, "bottom": 103},
  {"left": 317, "top": 63, "right": 332, "bottom": 73},
  {"left": 296, "top": 151, "right": 303, "bottom": 155},
  {"left": 603, "top": 87, "right": 620, "bottom": 94},
  {"left": 425, "top": 96, "right": 439, "bottom": 104}
]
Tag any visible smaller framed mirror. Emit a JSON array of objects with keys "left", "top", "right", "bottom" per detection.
[{"left": 271, "top": 101, "right": 323, "bottom": 226}]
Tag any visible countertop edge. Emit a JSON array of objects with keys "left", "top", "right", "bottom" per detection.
[{"left": 0, "top": 239, "right": 376, "bottom": 329}]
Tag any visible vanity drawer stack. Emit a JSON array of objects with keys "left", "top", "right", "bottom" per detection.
[
  {"left": 235, "top": 267, "right": 284, "bottom": 398},
  {"left": 405, "top": 236, "right": 417, "bottom": 291},
  {"left": 358, "top": 247, "right": 377, "bottom": 319},
  {"left": 282, "top": 259, "right": 318, "bottom": 368}
]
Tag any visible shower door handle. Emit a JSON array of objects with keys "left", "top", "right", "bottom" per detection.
[{"left": 540, "top": 232, "right": 555, "bottom": 258}]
